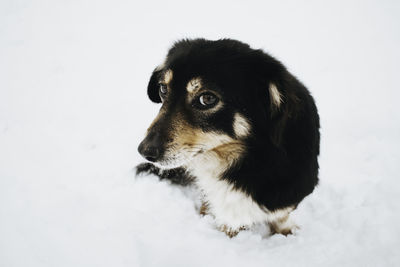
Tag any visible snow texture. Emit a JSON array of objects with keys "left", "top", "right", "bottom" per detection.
[{"left": 1, "top": 1, "right": 399, "bottom": 266}]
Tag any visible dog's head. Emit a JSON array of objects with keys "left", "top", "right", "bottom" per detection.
[{"left": 138, "top": 39, "right": 295, "bottom": 169}]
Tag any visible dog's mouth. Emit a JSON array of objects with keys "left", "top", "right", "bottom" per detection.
[{"left": 138, "top": 135, "right": 207, "bottom": 169}]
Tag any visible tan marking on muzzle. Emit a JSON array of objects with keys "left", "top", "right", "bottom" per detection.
[
  {"left": 145, "top": 110, "right": 245, "bottom": 168},
  {"left": 171, "top": 117, "right": 240, "bottom": 153},
  {"left": 169, "top": 115, "right": 245, "bottom": 166}
]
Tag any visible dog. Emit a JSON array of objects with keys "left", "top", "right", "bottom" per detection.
[{"left": 137, "top": 38, "right": 320, "bottom": 237}]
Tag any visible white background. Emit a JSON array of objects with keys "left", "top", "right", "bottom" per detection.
[{"left": 1, "top": 0, "right": 399, "bottom": 266}]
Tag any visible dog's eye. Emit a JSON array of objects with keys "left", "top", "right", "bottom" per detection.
[
  {"left": 199, "top": 93, "right": 218, "bottom": 107},
  {"left": 159, "top": 83, "right": 168, "bottom": 99}
]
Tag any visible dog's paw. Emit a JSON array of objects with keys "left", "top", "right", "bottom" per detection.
[
  {"left": 268, "top": 216, "right": 299, "bottom": 236},
  {"left": 219, "top": 225, "right": 248, "bottom": 238},
  {"left": 199, "top": 201, "right": 209, "bottom": 216},
  {"left": 135, "top": 162, "right": 194, "bottom": 185},
  {"left": 135, "top": 162, "right": 159, "bottom": 176}
]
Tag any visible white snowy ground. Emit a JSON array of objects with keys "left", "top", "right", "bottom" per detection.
[{"left": 1, "top": 1, "right": 400, "bottom": 266}]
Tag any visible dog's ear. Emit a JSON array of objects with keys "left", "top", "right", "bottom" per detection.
[
  {"left": 147, "top": 67, "right": 162, "bottom": 103},
  {"left": 251, "top": 54, "right": 301, "bottom": 148},
  {"left": 242, "top": 50, "right": 304, "bottom": 147}
]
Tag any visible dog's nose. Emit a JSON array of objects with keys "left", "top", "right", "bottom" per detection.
[
  {"left": 138, "top": 144, "right": 160, "bottom": 162},
  {"left": 138, "top": 135, "right": 163, "bottom": 162}
]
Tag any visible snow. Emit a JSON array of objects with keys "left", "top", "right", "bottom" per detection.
[{"left": 1, "top": 0, "right": 400, "bottom": 266}]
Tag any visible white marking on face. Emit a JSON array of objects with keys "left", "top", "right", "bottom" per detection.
[
  {"left": 269, "top": 83, "right": 282, "bottom": 107},
  {"left": 186, "top": 77, "right": 202, "bottom": 93},
  {"left": 233, "top": 113, "right": 251, "bottom": 138}
]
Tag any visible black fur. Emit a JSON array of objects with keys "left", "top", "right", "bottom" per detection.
[
  {"left": 139, "top": 38, "right": 320, "bottom": 211},
  {"left": 136, "top": 162, "right": 194, "bottom": 185}
]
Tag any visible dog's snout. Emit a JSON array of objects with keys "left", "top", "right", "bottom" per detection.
[
  {"left": 138, "top": 132, "right": 164, "bottom": 162},
  {"left": 139, "top": 145, "right": 160, "bottom": 162}
]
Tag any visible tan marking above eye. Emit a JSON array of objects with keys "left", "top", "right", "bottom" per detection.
[
  {"left": 163, "top": 69, "right": 173, "bottom": 84},
  {"left": 186, "top": 77, "right": 202, "bottom": 93},
  {"left": 185, "top": 78, "right": 224, "bottom": 112}
]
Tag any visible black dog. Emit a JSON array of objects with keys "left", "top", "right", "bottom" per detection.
[{"left": 137, "top": 38, "right": 320, "bottom": 237}]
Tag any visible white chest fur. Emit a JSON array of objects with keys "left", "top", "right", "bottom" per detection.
[{"left": 186, "top": 153, "right": 290, "bottom": 231}]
